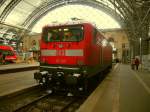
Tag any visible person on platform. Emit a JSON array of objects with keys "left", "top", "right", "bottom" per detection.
[{"left": 135, "top": 57, "right": 140, "bottom": 70}]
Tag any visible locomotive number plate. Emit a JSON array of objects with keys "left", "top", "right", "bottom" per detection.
[{"left": 57, "top": 50, "right": 65, "bottom": 56}]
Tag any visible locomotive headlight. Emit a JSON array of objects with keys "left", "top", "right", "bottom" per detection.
[
  {"left": 83, "top": 70, "right": 87, "bottom": 74},
  {"left": 42, "top": 77, "right": 46, "bottom": 83},
  {"left": 73, "top": 73, "right": 81, "bottom": 77}
]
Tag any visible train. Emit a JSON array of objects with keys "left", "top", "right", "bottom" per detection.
[
  {"left": 34, "top": 22, "right": 112, "bottom": 94},
  {"left": 0, "top": 44, "right": 17, "bottom": 63}
]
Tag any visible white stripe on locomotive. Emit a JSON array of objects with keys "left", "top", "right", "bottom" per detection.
[{"left": 41, "top": 49, "right": 83, "bottom": 56}]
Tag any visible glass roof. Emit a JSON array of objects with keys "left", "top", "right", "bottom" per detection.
[
  {"left": 0, "top": 0, "right": 12, "bottom": 15},
  {"left": 1, "top": 0, "right": 149, "bottom": 40},
  {"left": 32, "top": 4, "right": 121, "bottom": 33},
  {"left": 0, "top": 0, "right": 124, "bottom": 24},
  {"left": 95, "top": 0, "right": 124, "bottom": 18},
  {"left": 4, "top": 0, "right": 44, "bottom": 25},
  {"left": 0, "top": 0, "right": 140, "bottom": 33}
]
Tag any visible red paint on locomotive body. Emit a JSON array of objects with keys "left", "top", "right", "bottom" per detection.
[
  {"left": 35, "top": 22, "right": 112, "bottom": 90},
  {"left": 40, "top": 23, "right": 112, "bottom": 68}
]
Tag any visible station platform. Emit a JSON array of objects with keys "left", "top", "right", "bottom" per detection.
[
  {"left": 78, "top": 64, "right": 150, "bottom": 112},
  {"left": 0, "top": 62, "right": 39, "bottom": 74},
  {"left": 0, "top": 63, "right": 150, "bottom": 112},
  {"left": 0, "top": 70, "right": 38, "bottom": 97}
]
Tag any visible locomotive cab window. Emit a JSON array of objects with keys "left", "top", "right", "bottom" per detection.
[{"left": 42, "top": 25, "right": 84, "bottom": 42}]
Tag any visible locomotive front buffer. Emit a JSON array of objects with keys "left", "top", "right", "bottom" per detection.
[{"left": 34, "top": 67, "right": 88, "bottom": 93}]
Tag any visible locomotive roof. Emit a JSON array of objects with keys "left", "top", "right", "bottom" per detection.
[{"left": 43, "top": 21, "right": 95, "bottom": 28}]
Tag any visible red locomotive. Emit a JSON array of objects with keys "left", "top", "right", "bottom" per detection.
[
  {"left": 34, "top": 22, "right": 112, "bottom": 93},
  {"left": 0, "top": 44, "right": 17, "bottom": 63}
]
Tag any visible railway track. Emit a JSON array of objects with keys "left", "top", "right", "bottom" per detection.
[
  {"left": 0, "top": 65, "right": 110, "bottom": 112},
  {"left": 0, "top": 85, "right": 86, "bottom": 112},
  {"left": 0, "top": 85, "right": 50, "bottom": 112},
  {"left": 15, "top": 94, "right": 86, "bottom": 112}
]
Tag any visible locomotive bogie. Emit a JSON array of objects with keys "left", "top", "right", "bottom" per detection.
[{"left": 34, "top": 69, "right": 87, "bottom": 93}]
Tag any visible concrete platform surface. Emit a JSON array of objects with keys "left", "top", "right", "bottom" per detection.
[
  {"left": 0, "top": 62, "right": 39, "bottom": 70},
  {"left": 0, "top": 70, "right": 38, "bottom": 97},
  {"left": 77, "top": 64, "right": 150, "bottom": 112}
]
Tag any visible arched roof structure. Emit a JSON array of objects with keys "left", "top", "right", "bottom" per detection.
[{"left": 0, "top": 0, "right": 149, "bottom": 40}]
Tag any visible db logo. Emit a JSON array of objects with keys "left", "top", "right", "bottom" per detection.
[{"left": 57, "top": 50, "right": 65, "bottom": 56}]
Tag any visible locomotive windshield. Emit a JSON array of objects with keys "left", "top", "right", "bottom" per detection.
[{"left": 42, "top": 25, "right": 83, "bottom": 42}]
